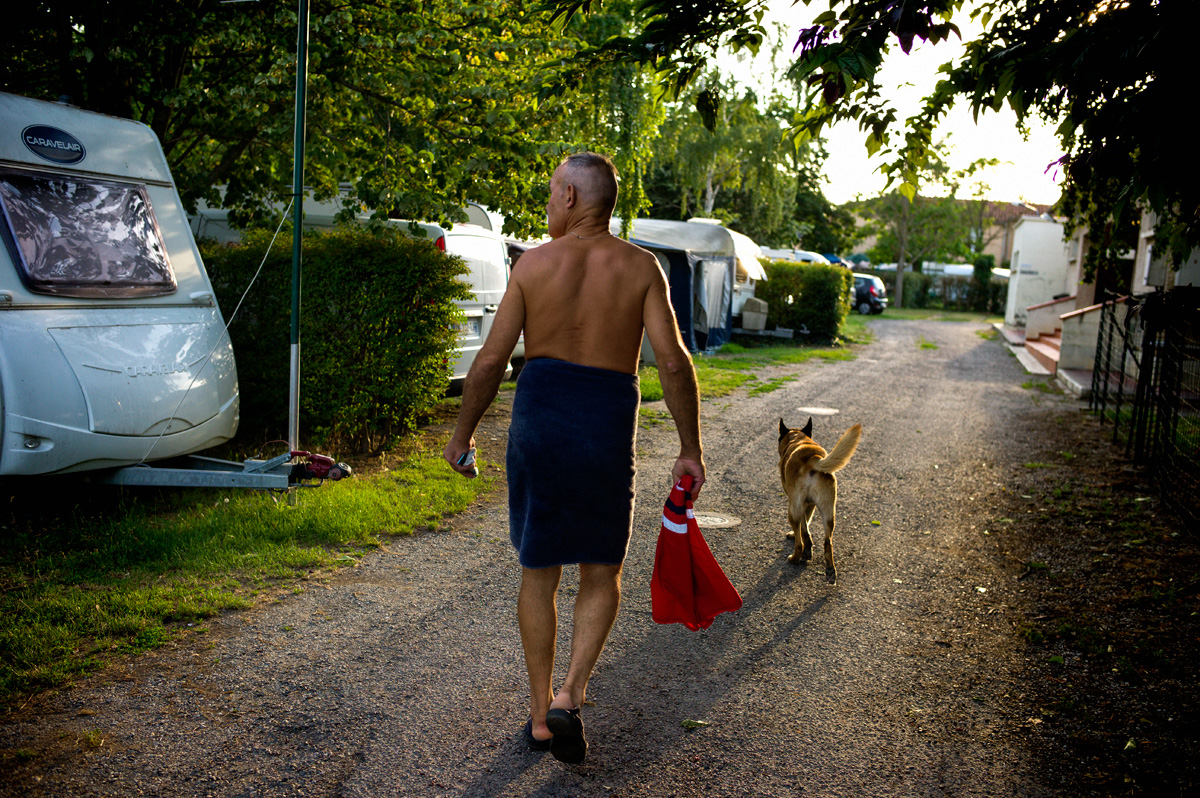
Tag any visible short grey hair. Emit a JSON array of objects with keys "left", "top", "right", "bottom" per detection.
[{"left": 563, "top": 152, "right": 619, "bottom": 216}]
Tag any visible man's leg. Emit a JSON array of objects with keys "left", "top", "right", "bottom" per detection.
[
  {"left": 551, "top": 562, "right": 623, "bottom": 711},
  {"left": 519, "top": 565, "right": 562, "bottom": 741}
]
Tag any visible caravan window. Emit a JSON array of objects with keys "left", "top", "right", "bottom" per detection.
[{"left": 0, "top": 166, "right": 176, "bottom": 298}]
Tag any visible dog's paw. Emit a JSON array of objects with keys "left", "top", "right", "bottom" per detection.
[
  {"left": 785, "top": 531, "right": 795, "bottom": 539},
  {"left": 787, "top": 553, "right": 801, "bottom": 564},
  {"left": 825, "top": 567, "right": 837, "bottom": 584}
]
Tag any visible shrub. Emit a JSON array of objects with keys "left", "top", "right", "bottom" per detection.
[
  {"left": 201, "top": 226, "right": 471, "bottom": 453},
  {"left": 971, "top": 254, "right": 997, "bottom": 312},
  {"left": 755, "top": 259, "right": 852, "bottom": 340},
  {"left": 903, "top": 270, "right": 935, "bottom": 309}
]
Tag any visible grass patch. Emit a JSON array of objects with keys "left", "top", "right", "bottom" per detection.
[
  {"left": 1021, "top": 379, "right": 1059, "bottom": 394},
  {"left": 638, "top": 366, "right": 664, "bottom": 401},
  {"left": 838, "top": 313, "right": 875, "bottom": 344},
  {"left": 881, "top": 308, "right": 1004, "bottom": 324},
  {"left": 917, "top": 335, "right": 939, "bottom": 350},
  {"left": 693, "top": 363, "right": 756, "bottom": 397},
  {"left": 639, "top": 407, "right": 672, "bottom": 429},
  {"left": 748, "top": 375, "right": 798, "bottom": 396},
  {"left": 639, "top": 337, "right": 858, "bottom": 402},
  {"left": 0, "top": 446, "right": 491, "bottom": 703}
]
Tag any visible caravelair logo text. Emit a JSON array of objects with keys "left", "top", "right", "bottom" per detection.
[{"left": 22, "top": 125, "right": 86, "bottom": 165}]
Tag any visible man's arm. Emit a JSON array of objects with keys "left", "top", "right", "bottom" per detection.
[
  {"left": 642, "top": 263, "right": 705, "bottom": 496},
  {"left": 443, "top": 277, "right": 526, "bottom": 477}
]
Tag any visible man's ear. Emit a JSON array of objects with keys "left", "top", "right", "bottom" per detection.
[{"left": 564, "top": 183, "right": 577, "bottom": 208}]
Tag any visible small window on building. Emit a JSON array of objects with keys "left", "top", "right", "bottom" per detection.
[{"left": 0, "top": 166, "right": 176, "bottom": 298}]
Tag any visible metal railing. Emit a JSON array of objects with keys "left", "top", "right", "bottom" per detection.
[{"left": 1090, "top": 288, "right": 1200, "bottom": 525}]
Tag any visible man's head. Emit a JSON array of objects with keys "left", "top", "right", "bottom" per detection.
[{"left": 546, "top": 152, "right": 619, "bottom": 237}]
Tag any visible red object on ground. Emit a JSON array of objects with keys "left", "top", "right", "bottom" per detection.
[{"left": 650, "top": 475, "right": 743, "bottom": 630}]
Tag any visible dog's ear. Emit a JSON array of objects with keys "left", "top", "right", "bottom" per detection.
[
  {"left": 801, "top": 417, "right": 813, "bottom": 438},
  {"left": 778, "top": 418, "right": 789, "bottom": 441}
]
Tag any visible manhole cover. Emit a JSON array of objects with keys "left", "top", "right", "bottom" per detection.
[
  {"left": 795, "top": 406, "right": 840, "bottom": 416},
  {"left": 693, "top": 512, "right": 741, "bottom": 529}
]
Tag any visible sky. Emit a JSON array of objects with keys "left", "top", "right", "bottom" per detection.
[{"left": 722, "top": 4, "right": 1066, "bottom": 207}]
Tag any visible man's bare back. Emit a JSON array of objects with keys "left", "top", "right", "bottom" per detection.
[
  {"left": 511, "top": 235, "right": 662, "bottom": 375},
  {"left": 446, "top": 152, "right": 702, "bottom": 493}
]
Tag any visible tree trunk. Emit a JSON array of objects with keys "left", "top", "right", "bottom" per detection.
[
  {"left": 703, "top": 169, "right": 718, "bottom": 216},
  {"left": 894, "top": 198, "right": 911, "bottom": 311}
]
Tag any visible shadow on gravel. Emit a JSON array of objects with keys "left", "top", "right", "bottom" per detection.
[{"left": 457, "top": 740, "right": 548, "bottom": 798}]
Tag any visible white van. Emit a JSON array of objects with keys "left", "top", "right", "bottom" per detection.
[
  {"left": 0, "top": 93, "right": 239, "bottom": 475},
  {"left": 397, "top": 220, "right": 513, "bottom": 385}
]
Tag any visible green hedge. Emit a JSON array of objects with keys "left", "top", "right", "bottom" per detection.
[
  {"left": 200, "top": 226, "right": 471, "bottom": 453},
  {"left": 754, "top": 259, "right": 853, "bottom": 339},
  {"left": 873, "top": 270, "right": 935, "bottom": 309}
]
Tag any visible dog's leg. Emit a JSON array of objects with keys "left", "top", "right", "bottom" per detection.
[
  {"left": 821, "top": 507, "right": 837, "bottom": 584},
  {"left": 788, "top": 501, "right": 815, "bottom": 564}
]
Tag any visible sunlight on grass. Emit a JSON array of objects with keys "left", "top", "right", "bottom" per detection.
[
  {"left": 0, "top": 452, "right": 491, "bottom": 701},
  {"left": 882, "top": 308, "right": 1004, "bottom": 324},
  {"left": 694, "top": 363, "right": 755, "bottom": 397},
  {"left": 639, "top": 365, "right": 663, "bottom": 401},
  {"left": 748, "top": 375, "right": 798, "bottom": 396},
  {"left": 639, "top": 335, "right": 860, "bottom": 402}
]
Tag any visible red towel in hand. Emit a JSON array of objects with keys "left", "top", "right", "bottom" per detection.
[{"left": 651, "top": 475, "right": 743, "bottom": 630}]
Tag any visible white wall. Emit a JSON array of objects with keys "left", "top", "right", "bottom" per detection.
[{"left": 1004, "top": 217, "right": 1072, "bottom": 327}]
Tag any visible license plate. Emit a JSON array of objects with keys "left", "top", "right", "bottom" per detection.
[{"left": 453, "top": 318, "right": 481, "bottom": 338}]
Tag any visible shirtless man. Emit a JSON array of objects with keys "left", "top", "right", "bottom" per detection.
[{"left": 444, "top": 152, "right": 704, "bottom": 764}]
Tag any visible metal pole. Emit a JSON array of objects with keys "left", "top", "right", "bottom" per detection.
[{"left": 289, "top": 0, "right": 310, "bottom": 451}]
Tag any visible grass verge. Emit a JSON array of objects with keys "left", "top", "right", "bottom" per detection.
[
  {"left": 638, "top": 334, "right": 859, "bottom": 402},
  {"left": 879, "top": 308, "right": 1004, "bottom": 324},
  {"left": 0, "top": 441, "right": 491, "bottom": 704}
]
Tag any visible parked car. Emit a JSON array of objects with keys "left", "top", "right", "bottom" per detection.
[
  {"left": 399, "top": 221, "right": 514, "bottom": 387},
  {"left": 853, "top": 273, "right": 889, "bottom": 315}
]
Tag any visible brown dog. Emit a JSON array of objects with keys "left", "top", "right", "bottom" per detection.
[{"left": 778, "top": 417, "right": 862, "bottom": 584}]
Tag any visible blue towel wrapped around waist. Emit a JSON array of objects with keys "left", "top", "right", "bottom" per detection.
[{"left": 507, "top": 358, "right": 640, "bottom": 568}]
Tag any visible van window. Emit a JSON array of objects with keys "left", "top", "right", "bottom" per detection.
[{"left": 0, "top": 166, "right": 177, "bottom": 298}]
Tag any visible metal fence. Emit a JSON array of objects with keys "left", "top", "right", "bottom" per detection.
[{"left": 1090, "top": 287, "right": 1200, "bottom": 525}]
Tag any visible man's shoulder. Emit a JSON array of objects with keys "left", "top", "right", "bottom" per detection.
[{"left": 610, "top": 236, "right": 655, "bottom": 257}]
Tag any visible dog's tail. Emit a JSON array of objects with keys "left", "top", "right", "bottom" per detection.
[{"left": 813, "top": 424, "right": 862, "bottom": 473}]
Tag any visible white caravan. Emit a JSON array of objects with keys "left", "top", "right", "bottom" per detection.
[{"left": 0, "top": 93, "right": 239, "bottom": 476}]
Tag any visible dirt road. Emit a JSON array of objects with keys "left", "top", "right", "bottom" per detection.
[{"left": 2, "top": 319, "right": 1087, "bottom": 796}]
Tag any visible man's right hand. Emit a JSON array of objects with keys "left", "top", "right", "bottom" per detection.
[
  {"left": 444, "top": 438, "right": 479, "bottom": 478},
  {"left": 671, "top": 456, "right": 705, "bottom": 498}
]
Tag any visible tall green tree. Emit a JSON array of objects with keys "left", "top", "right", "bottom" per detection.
[
  {"left": 643, "top": 69, "right": 847, "bottom": 250},
  {"left": 854, "top": 148, "right": 972, "bottom": 308},
  {"left": 545, "top": 0, "right": 1200, "bottom": 273},
  {"left": 3, "top": 0, "right": 573, "bottom": 236},
  {"left": 552, "top": 2, "right": 665, "bottom": 236}
]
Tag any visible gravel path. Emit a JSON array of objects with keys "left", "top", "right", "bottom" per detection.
[{"left": 2, "top": 319, "right": 1079, "bottom": 797}]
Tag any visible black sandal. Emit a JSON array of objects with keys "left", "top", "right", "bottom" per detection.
[
  {"left": 545, "top": 707, "right": 587, "bottom": 764},
  {"left": 523, "top": 717, "right": 552, "bottom": 751}
]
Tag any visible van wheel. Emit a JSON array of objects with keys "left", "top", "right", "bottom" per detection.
[{"left": 857, "top": 301, "right": 872, "bottom": 315}]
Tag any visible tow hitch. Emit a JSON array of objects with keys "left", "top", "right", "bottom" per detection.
[
  {"left": 289, "top": 451, "right": 352, "bottom": 486},
  {"left": 94, "top": 449, "right": 353, "bottom": 490}
]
